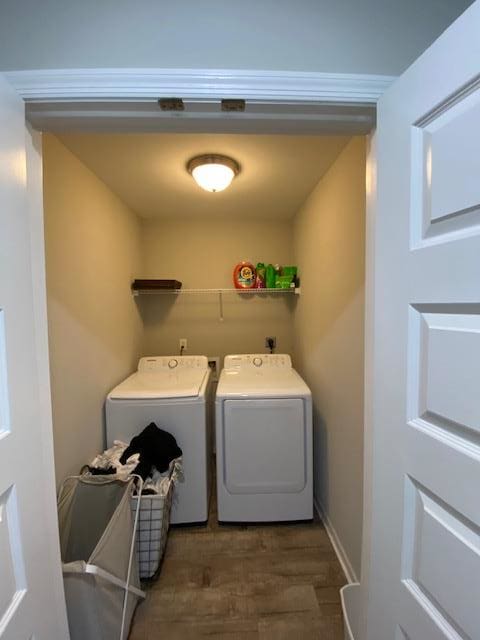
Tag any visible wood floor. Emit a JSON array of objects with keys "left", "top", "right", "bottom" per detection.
[{"left": 129, "top": 493, "right": 346, "bottom": 639}]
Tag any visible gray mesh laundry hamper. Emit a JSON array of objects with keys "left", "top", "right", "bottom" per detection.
[{"left": 58, "top": 475, "right": 146, "bottom": 640}]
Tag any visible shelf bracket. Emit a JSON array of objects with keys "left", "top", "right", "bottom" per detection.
[{"left": 218, "top": 290, "right": 224, "bottom": 322}]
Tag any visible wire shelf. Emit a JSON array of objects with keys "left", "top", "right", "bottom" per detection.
[
  {"left": 132, "top": 286, "right": 300, "bottom": 321},
  {"left": 132, "top": 287, "right": 300, "bottom": 296}
]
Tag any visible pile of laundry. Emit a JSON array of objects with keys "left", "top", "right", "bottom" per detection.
[{"left": 86, "top": 422, "right": 183, "bottom": 495}]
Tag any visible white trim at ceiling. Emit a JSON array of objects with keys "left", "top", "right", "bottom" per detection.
[
  {"left": 6, "top": 68, "right": 395, "bottom": 103},
  {"left": 5, "top": 68, "right": 395, "bottom": 134}
]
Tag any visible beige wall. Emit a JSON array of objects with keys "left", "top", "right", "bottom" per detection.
[
  {"left": 43, "top": 135, "right": 143, "bottom": 485},
  {"left": 43, "top": 133, "right": 366, "bottom": 578},
  {"left": 293, "top": 137, "right": 366, "bottom": 578},
  {"left": 140, "top": 218, "right": 295, "bottom": 362}
]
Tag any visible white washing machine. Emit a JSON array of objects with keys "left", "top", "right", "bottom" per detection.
[
  {"left": 106, "top": 355, "right": 213, "bottom": 525},
  {"left": 215, "top": 354, "right": 313, "bottom": 523}
]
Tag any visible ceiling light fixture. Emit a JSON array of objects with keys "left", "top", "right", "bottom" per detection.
[{"left": 187, "top": 154, "right": 240, "bottom": 193}]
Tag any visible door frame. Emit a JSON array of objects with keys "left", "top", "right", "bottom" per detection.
[
  {"left": 6, "top": 67, "right": 393, "bottom": 134},
  {"left": 7, "top": 65, "right": 390, "bottom": 621},
  {"left": 25, "top": 123, "right": 71, "bottom": 635},
  {"left": 6, "top": 67, "right": 393, "bottom": 102}
]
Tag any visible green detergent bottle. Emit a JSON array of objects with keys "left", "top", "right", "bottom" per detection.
[
  {"left": 256, "top": 263, "right": 266, "bottom": 288},
  {"left": 266, "top": 264, "right": 276, "bottom": 289}
]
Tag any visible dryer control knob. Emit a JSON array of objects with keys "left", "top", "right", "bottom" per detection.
[
  {"left": 253, "top": 357, "right": 263, "bottom": 367},
  {"left": 168, "top": 359, "right": 178, "bottom": 369}
]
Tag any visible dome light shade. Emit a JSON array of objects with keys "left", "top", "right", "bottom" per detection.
[{"left": 187, "top": 154, "right": 240, "bottom": 192}]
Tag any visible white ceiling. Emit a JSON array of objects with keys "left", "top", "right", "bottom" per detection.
[{"left": 57, "top": 133, "right": 350, "bottom": 220}]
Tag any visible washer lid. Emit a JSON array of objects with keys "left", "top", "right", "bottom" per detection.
[
  {"left": 108, "top": 369, "right": 208, "bottom": 399},
  {"left": 216, "top": 367, "right": 311, "bottom": 399}
]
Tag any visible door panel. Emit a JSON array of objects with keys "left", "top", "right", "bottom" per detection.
[
  {"left": 402, "top": 478, "right": 479, "bottom": 639},
  {"left": 411, "top": 82, "right": 480, "bottom": 246},
  {"left": 0, "top": 485, "right": 27, "bottom": 630},
  {"left": 406, "top": 422, "right": 479, "bottom": 527},
  {"left": 417, "top": 88, "right": 480, "bottom": 235},
  {"left": 364, "top": 3, "right": 480, "bottom": 638},
  {"left": 416, "top": 309, "right": 480, "bottom": 433}
]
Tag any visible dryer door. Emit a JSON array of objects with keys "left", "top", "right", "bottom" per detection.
[{"left": 223, "top": 399, "right": 306, "bottom": 494}]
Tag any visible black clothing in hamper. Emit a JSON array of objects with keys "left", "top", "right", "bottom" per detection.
[{"left": 119, "top": 422, "right": 182, "bottom": 477}]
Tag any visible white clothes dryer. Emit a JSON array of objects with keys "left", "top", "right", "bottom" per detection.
[
  {"left": 106, "top": 355, "right": 213, "bottom": 524},
  {"left": 215, "top": 354, "right": 313, "bottom": 523}
]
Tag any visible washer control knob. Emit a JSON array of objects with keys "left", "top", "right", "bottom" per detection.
[
  {"left": 168, "top": 359, "right": 178, "bottom": 369},
  {"left": 253, "top": 357, "right": 263, "bottom": 367}
]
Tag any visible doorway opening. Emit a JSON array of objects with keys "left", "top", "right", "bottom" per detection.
[{"left": 41, "top": 126, "right": 367, "bottom": 638}]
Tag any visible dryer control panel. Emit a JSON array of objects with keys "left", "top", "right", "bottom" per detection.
[
  {"left": 138, "top": 355, "right": 209, "bottom": 372},
  {"left": 224, "top": 354, "right": 292, "bottom": 370}
]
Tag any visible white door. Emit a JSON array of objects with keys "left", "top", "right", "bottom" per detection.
[
  {"left": 363, "top": 2, "right": 480, "bottom": 639},
  {"left": 0, "top": 75, "right": 69, "bottom": 638}
]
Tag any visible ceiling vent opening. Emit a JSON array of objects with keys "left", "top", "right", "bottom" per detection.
[
  {"left": 221, "top": 99, "right": 246, "bottom": 112},
  {"left": 158, "top": 98, "right": 185, "bottom": 111}
]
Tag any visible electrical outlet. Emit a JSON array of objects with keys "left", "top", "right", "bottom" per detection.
[
  {"left": 179, "top": 338, "right": 187, "bottom": 351},
  {"left": 265, "top": 336, "right": 276, "bottom": 351},
  {"left": 208, "top": 357, "right": 220, "bottom": 382}
]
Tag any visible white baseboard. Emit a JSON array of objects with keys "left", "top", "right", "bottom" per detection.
[{"left": 314, "top": 498, "right": 358, "bottom": 584}]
